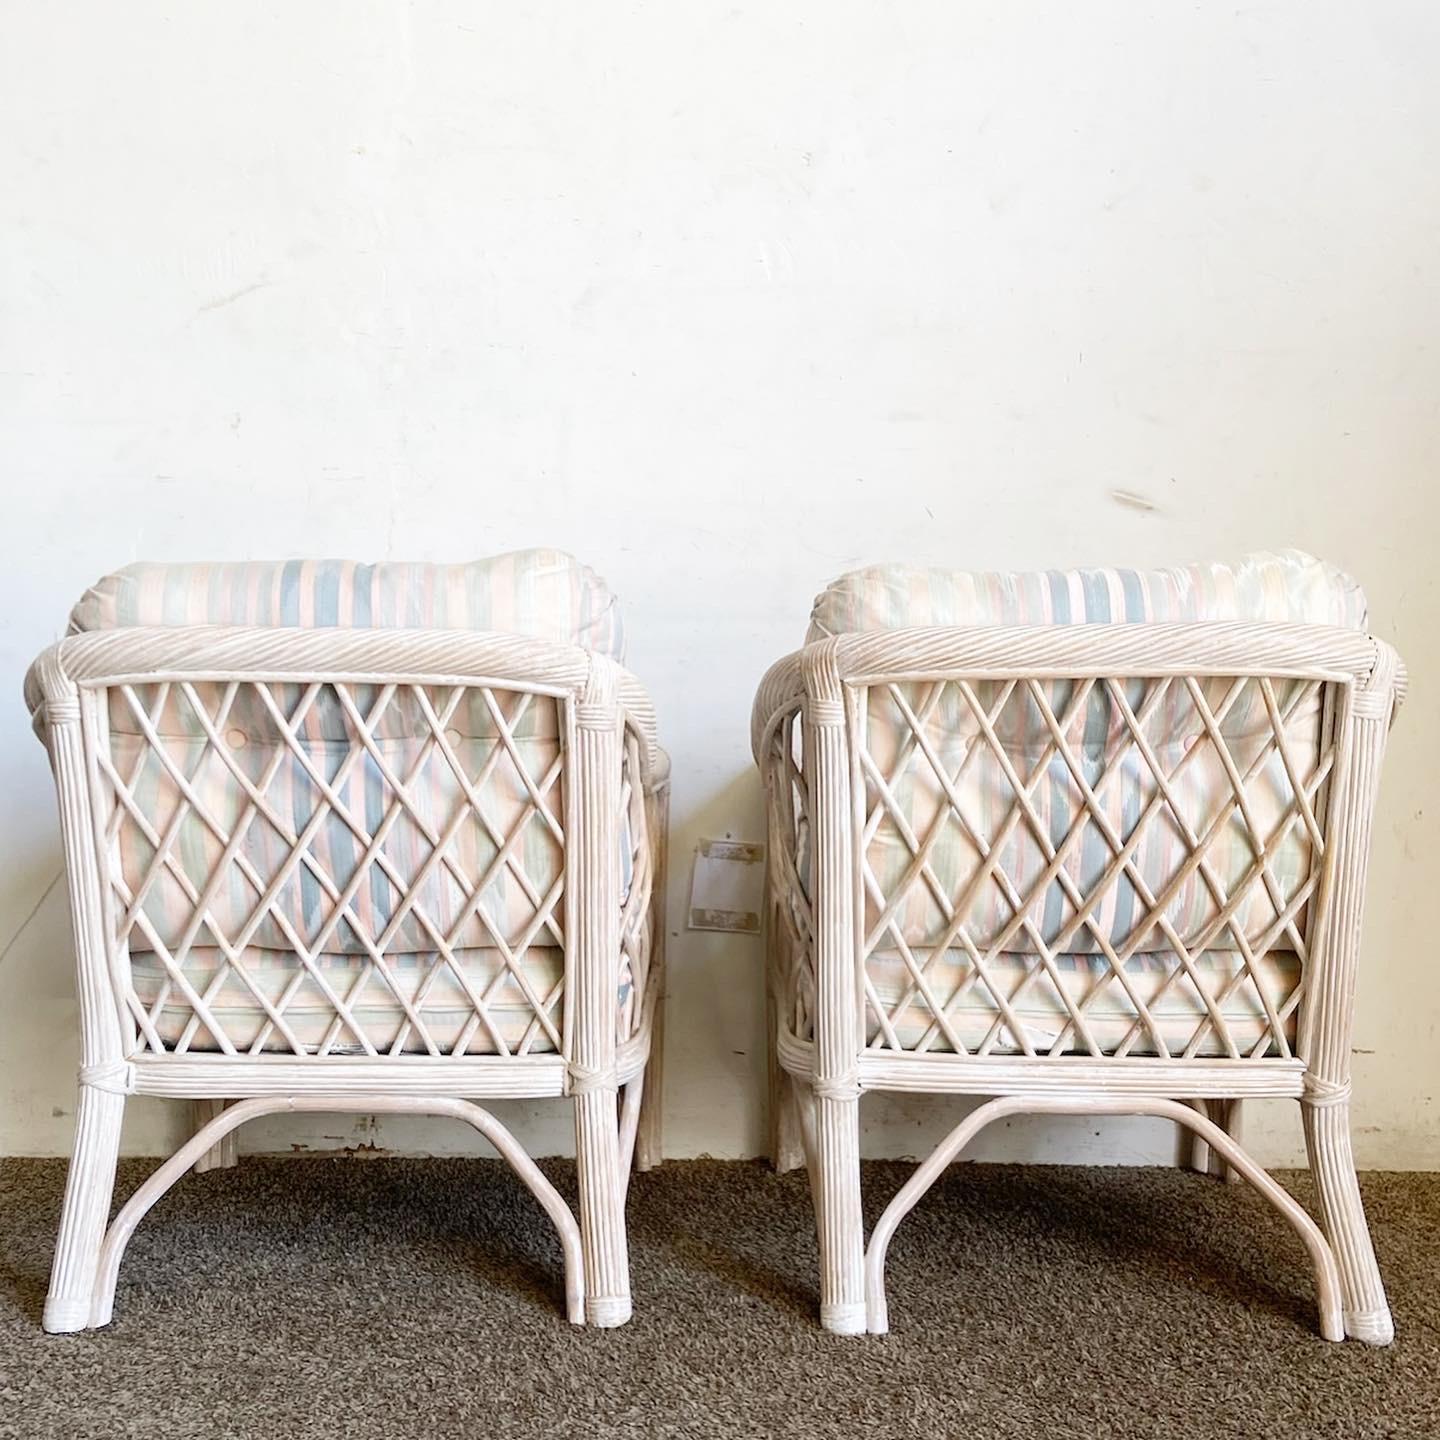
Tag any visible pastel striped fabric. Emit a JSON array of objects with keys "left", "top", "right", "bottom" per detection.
[
  {"left": 71, "top": 550, "right": 626, "bottom": 659},
  {"left": 807, "top": 549, "right": 1367, "bottom": 638},
  {"left": 806, "top": 550, "right": 1366, "bottom": 1056},
  {"left": 73, "top": 552, "right": 629, "bottom": 1055}
]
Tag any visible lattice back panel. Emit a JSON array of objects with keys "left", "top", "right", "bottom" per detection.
[
  {"left": 88, "top": 678, "right": 574, "bottom": 1059},
  {"left": 854, "top": 674, "right": 1339, "bottom": 1060}
]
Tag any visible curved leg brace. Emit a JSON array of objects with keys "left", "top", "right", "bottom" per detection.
[
  {"left": 89, "top": 1095, "right": 585, "bottom": 1331},
  {"left": 865, "top": 1095, "right": 1343, "bottom": 1342}
]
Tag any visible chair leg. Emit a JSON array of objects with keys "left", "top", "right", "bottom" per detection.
[
  {"left": 636, "top": 775, "right": 669, "bottom": 1175},
  {"left": 1177, "top": 1099, "right": 1211, "bottom": 1173},
  {"left": 813, "top": 1089, "right": 865, "bottom": 1334},
  {"left": 1303, "top": 1098, "right": 1393, "bottom": 1345},
  {"left": 44, "top": 1084, "right": 125, "bottom": 1333},
  {"left": 192, "top": 1099, "right": 238, "bottom": 1172},
  {"left": 1176, "top": 1099, "right": 1243, "bottom": 1184},
  {"left": 1206, "top": 1099, "right": 1243, "bottom": 1185},
  {"left": 766, "top": 977, "right": 803, "bottom": 1172},
  {"left": 767, "top": 987, "right": 806, "bottom": 1173},
  {"left": 771, "top": 1066, "right": 807, "bottom": 1174},
  {"left": 635, "top": 997, "right": 664, "bottom": 1172},
  {"left": 574, "top": 1087, "right": 632, "bottom": 1327}
]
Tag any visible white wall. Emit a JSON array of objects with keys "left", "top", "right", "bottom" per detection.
[{"left": 2, "top": 2, "right": 1437, "bottom": 1170}]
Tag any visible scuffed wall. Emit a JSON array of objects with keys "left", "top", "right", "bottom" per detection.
[{"left": 2, "top": 3, "right": 1437, "bottom": 1167}]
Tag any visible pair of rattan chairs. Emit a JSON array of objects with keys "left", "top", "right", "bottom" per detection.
[{"left": 25, "top": 548, "right": 1402, "bottom": 1345}]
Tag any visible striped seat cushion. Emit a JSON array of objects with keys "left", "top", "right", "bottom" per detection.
[
  {"left": 863, "top": 947, "right": 1300, "bottom": 1057},
  {"left": 128, "top": 946, "right": 640, "bottom": 1057},
  {"left": 71, "top": 551, "right": 630, "bottom": 1055},
  {"left": 806, "top": 551, "right": 1366, "bottom": 1056}
]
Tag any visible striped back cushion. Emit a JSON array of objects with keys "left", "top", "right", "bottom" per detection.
[
  {"left": 71, "top": 550, "right": 625, "bottom": 659},
  {"left": 73, "top": 551, "right": 622, "bottom": 958},
  {"left": 806, "top": 551, "right": 1368, "bottom": 959},
  {"left": 807, "top": 549, "right": 1366, "bottom": 638}
]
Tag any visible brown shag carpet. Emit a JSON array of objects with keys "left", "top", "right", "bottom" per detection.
[{"left": 0, "top": 1157, "right": 1436, "bottom": 1438}]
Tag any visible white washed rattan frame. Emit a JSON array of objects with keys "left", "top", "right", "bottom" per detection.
[
  {"left": 753, "top": 621, "right": 1404, "bottom": 1343},
  {"left": 27, "top": 625, "right": 669, "bottom": 1333}
]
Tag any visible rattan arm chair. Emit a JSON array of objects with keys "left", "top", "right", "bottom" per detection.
[
  {"left": 754, "top": 620, "right": 1403, "bottom": 1342},
  {"left": 27, "top": 624, "right": 668, "bottom": 1332}
]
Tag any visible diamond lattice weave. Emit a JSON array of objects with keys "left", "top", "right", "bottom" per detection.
[
  {"left": 127, "top": 946, "right": 572, "bottom": 1055},
  {"left": 859, "top": 674, "right": 1322, "bottom": 958},
  {"left": 107, "top": 681, "right": 566, "bottom": 958},
  {"left": 769, "top": 670, "right": 1335, "bottom": 1061},
  {"left": 96, "top": 678, "right": 638, "bottom": 1058}
]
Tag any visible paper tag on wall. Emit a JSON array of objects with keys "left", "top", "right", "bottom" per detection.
[{"left": 688, "top": 838, "right": 765, "bottom": 934}]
